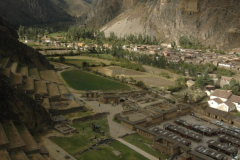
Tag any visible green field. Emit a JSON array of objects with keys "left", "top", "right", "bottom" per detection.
[
  {"left": 123, "top": 134, "right": 169, "bottom": 159},
  {"left": 51, "top": 118, "right": 146, "bottom": 160},
  {"left": 51, "top": 117, "right": 110, "bottom": 154},
  {"left": 61, "top": 70, "right": 130, "bottom": 91}
]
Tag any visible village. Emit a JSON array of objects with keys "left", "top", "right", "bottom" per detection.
[
  {"left": 1, "top": 27, "right": 240, "bottom": 160},
  {"left": 31, "top": 36, "right": 240, "bottom": 72}
]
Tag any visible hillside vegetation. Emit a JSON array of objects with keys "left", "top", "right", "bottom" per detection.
[{"left": 0, "top": 0, "right": 72, "bottom": 27}]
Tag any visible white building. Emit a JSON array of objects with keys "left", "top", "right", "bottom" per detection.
[{"left": 208, "top": 89, "right": 240, "bottom": 112}]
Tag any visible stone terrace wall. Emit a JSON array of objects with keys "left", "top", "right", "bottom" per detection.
[
  {"left": 72, "top": 112, "right": 109, "bottom": 123},
  {"left": 49, "top": 106, "right": 86, "bottom": 116}
]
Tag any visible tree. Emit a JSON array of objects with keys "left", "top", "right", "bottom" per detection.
[
  {"left": 195, "top": 74, "right": 213, "bottom": 89},
  {"left": 135, "top": 81, "right": 145, "bottom": 88},
  {"left": 82, "top": 61, "right": 89, "bottom": 68},
  {"left": 183, "top": 92, "right": 189, "bottom": 102},
  {"left": 18, "top": 25, "right": 25, "bottom": 39},
  {"left": 59, "top": 55, "right": 65, "bottom": 63}
]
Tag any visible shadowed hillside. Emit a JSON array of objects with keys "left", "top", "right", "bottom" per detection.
[
  {"left": 0, "top": 17, "right": 52, "bottom": 129},
  {"left": 0, "top": 0, "right": 72, "bottom": 27}
]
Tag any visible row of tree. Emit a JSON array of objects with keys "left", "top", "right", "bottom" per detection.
[{"left": 18, "top": 25, "right": 55, "bottom": 41}]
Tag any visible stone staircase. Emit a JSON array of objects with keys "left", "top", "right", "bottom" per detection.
[
  {"left": 18, "top": 78, "right": 35, "bottom": 94},
  {"left": 10, "top": 62, "right": 19, "bottom": 73},
  {"left": 0, "top": 58, "right": 10, "bottom": 69},
  {"left": 0, "top": 59, "right": 83, "bottom": 116},
  {"left": 0, "top": 149, "right": 11, "bottom": 160},
  {"left": 18, "top": 65, "right": 29, "bottom": 78},
  {"left": 0, "top": 121, "right": 47, "bottom": 160},
  {"left": 2, "top": 120, "right": 26, "bottom": 151},
  {"left": 10, "top": 151, "right": 29, "bottom": 160},
  {"left": 29, "top": 68, "right": 41, "bottom": 80}
]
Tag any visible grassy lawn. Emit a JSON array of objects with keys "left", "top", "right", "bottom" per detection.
[
  {"left": 51, "top": 117, "right": 147, "bottom": 160},
  {"left": 65, "top": 110, "right": 94, "bottom": 119},
  {"left": 61, "top": 70, "right": 130, "bottom": 91},
  {"left": 51, "top": 117, "right": 110, "bottom": 155},
  {"left": 233, "top": 112, "right": 240, "bottom": 117},
  {"left": 75, "top": 140, "right": 148, "bottom": 160},
  {"left": 123, "top": 134, "right": 169, "bottom": 159}
]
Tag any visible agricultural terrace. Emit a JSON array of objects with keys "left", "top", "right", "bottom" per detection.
[
  {"left": 93, "top": 66, "right": 176, "bottom": 88},
  {"left": 51, "top": 117, "right": 146, "bottom": 160},
  {"left": 53, "top": 55, "right": 113, "bottom": 66},
  {"left": 61, "top": 70, "right": 130, "bottom": 91}
]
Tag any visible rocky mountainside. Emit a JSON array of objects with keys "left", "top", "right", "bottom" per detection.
[
  {"left": 0, "top": 17, "right": 52, "bottom": 129},
  {"left": 0, "top": 17, "right": 54, "bottom": 69},
  {"left": 0, "top": 0, "right": 72, "bottom": 27},
  {"left": 50, "top": 0, "right": 96, "bottom": 17},
  {"left": 100, "top": 0, "right": 240, "bottom": 49}
]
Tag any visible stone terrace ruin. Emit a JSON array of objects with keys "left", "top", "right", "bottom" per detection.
[
  {"left": 0, "top": 58, "right": 85, "bottom": 116},
  {"left": 0, "top": 120, "right": 47, "bottom": 160},
  {"left": 54, "top": 122, "right": 77, "bottom": 135},
  {"left": 0, "top": 57, "right": 85, "bottom": 159}
]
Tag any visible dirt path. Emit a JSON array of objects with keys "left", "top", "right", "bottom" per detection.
[
  {"left": 117, "top": 138, "right": 158, "bottom": 160},
  {"left": 83, "top": 100, "right": 135, "bottom": 138},
  {"left": 40, "top": 131, "right": 76, "bottom": 160}
]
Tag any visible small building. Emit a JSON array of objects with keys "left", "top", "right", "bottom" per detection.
[
  {"left": 205, "top": 85, "right": 215, "bottom": 96},
  {"left": 205, "top": 107, "right": 237, "bottom": 124},
  {"left": 220, "top": 76, "right": 233, "bottom": 87},
  {"left": 77, "top": 42, "right": 85, "bottom": 47},
  {"left": 186, "top": 80, "right": 195, "bottom": 87},
  {"left": 99, "top": 92, "right": 120, "bottom": 104}
]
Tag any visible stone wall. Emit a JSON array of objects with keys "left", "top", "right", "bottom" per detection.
[
  {"left": 137, "top": 121, "right": 147, "bottom": 127},
  {"left": 100, "top": 97, "right": 120, "bottom": 104},
  {"left": 122, "top": 110, "right": 136, "bottom": 115},
  {"left": 49, "top": 106, "right": 86, "bottom": 116},
  {"left": 164, "top": 111, "right": 178, "bottom": 120},
  {"left": 136, "top": 128, "right": 155, "bottom": 140},
  {"left": 72, "top": 112, "right": 109, "bottom": 123},
  {"left": 151, "top": 116, "right": 164, "bottom": 125},
  {"left": 180, "top": 107, "right": 191, "bottom": 116},
  {"left": 121, "top": 121, "right": 134, "bottom": 130},
  {"left": 153, "top": 142, "right": 173, "bottom": 155}
]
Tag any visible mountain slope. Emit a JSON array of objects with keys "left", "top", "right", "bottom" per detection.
[
  {"left": 84, "top": 0, "right": 137, "bottom": 28},
  {"left": 0, "top": 0, "right": 72, "bottom": 26},
  {"left": 101, "top": 0, "right": 240, "bottom": 49},
  {"left": 0, "top": 17, "right": 52, "bottom": 129},
  {"left": 49, "top": 0, "right": 95, "bottom": 17}
]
